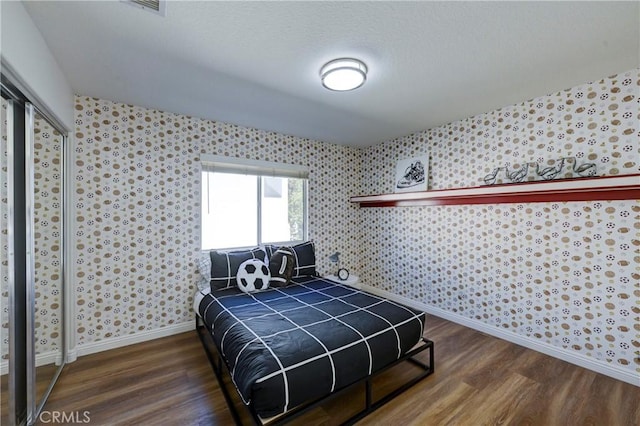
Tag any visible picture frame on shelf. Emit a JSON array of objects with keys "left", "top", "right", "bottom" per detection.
[{"left": 394, "top": 156, "right": 429, "bottom": 193}]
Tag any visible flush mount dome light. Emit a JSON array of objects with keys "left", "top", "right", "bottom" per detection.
[{"left": 320, "top": 58, "right": 368, "bottom": 91}]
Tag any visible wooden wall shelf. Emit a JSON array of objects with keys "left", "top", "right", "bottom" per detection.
[{"left": 350, "top": 174, "right": 640, "bottom": 207}]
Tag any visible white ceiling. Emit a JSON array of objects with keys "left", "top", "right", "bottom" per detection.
[{"left": 24, "top": 1, "right": 639, "bottom": 147}]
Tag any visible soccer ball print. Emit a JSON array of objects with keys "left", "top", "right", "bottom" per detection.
[{"left": 237, "top": 259, "right": 271, "bottom": 293}]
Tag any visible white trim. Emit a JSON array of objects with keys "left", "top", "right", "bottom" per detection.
[
  {"left": 35, "top": 349, "right": 63, "bottom": 368},
  {"left": 66, "top": 348, "right": 77, "bottom": 363},
  {"left": 361, "top": 284, "right": 640, "bottom": 387},
  {"left": 1, "top": 350, "right": 62, "bottom": 375},
  {"left": 75, "top": 321, "right": 193, "bottom": 357}
]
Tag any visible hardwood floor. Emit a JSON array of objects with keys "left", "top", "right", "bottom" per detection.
[
  {"left": 41, "top": 316, "right": 639, "bottom": 425},
  {"left": 2, "top": 363, "right": 61, "bottom": 425}
]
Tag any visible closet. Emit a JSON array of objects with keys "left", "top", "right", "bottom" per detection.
[{"left": 2, "top": 77, "right": 68, "bottom": 425}]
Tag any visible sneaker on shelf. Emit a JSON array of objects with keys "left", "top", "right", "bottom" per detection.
[{"left": 397, "top": 161, "right": 425, "bottom": 189}]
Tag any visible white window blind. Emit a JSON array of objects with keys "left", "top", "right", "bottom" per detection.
[{"left": 201, "top": 154, "right": 309, "bottom": 179}]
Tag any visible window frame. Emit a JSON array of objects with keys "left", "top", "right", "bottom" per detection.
[{"left": 200, "top": 155, "right": 309, "bottom": 251}]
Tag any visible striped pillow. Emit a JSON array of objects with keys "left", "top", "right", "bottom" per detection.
[
  {"left": 209, "top": 248, "right": 267, "bottom": 291},
  {"left": 265, "top": 241, "right": 316, "bottom": 278}
]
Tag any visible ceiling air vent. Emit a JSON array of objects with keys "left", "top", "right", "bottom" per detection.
[{"left": 122, "top": 0, "right": 166, "bottom": 17}]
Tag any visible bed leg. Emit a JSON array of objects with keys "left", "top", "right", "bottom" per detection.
[{"left": 429, "top": 339, "right": 435, "bottom": 374}]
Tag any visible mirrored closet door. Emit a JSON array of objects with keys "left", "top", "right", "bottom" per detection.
[
  {"left": 31, "top": 105, "right": 65, "bottom": 417},
  {"left": 1, "top": 80, "right": 67, "bottom": 425},
  {"left": 1, "top": 94, "right": 12, "bottom": 426}
]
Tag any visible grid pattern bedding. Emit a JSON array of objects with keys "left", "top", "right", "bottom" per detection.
[{"left": 196, "top": 276, "right": 426, "bottom": 418}]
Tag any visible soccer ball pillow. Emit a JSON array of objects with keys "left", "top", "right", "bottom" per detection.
[{"left": 237, "top": 259, "right": 271, "bottom": 293}]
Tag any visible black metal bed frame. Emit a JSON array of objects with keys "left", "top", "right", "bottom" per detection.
[{"left": 196, "top": 315, "right": 435, "bottom": 425}]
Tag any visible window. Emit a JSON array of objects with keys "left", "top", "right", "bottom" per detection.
[{"left": 201, "top": 155, "right": 308, "bottom": 250}]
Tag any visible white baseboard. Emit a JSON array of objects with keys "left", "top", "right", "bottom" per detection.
[
  {"left": 66, "top": 348, "right": 77, "bottom": 363},
  {"left": 76, "top": 321, "right": 194, "bottom": 358},
  {"left": 362, "top": 284, "right": 640, "bottom": 387},
  {"left": 36, "top": 349, "right": 64, "bottom": 368},
  {"left": 1, "top": 350, "right": 63, "bottom": 375},
  {"left": 1, "top": 322, "right": 193, "bottom": 374}
]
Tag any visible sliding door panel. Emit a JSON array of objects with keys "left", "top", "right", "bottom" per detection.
[
  {"left": 1, "top": 96, "right": 11, "bottom": 426},
  {"left": 2, "top": 78, "right": 67, "bottom": 426},
  {"left": 32, "top": 107, "right": 65, "bottom": 413},
  {"left": 2, "top": 96, "right": 29, "bottom": 426}
]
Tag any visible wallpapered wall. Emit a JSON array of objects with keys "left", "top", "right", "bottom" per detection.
[
  {"left": 72, "top": 96, "right": 361, "bottom": 345},
  {"left": 359, "top": 69, "right": 639, "bottom": 375},
  {"left": 2, "top": 100, "right": 63, "bottom": 360}
]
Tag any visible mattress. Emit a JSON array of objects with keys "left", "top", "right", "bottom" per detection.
[{"left": 195, "top": 276, "right": 426, "bottom": 418}]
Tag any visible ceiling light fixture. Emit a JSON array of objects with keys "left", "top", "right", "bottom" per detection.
[{"left": 320, "top": 58, "right": 368, "bottom": 91}]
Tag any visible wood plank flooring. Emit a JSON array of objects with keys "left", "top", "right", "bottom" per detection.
[
  {"left": 2, "top": 363, "right": 61, "bottom": 425},
  {"left": 41, "top": 316, "right": 640, "bottom": 425}
]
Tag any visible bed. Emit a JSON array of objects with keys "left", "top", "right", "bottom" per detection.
[{"left": 194, "top": 275, "right": 434, "bottom": 425}]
